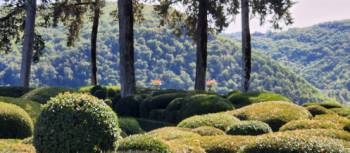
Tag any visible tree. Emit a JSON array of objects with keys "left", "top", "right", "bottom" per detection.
[
  {"left": 90, "top": 0, "right": 102, "bottom": 85},
  {"left": 118, "top": 0, "right": 136, "bottom": 97},
  {"left": 47, "top": 0, "right": 102, "bottom": 85},
  {"left": 0, "top": 0, "right": 46, "bottom": 87},
  {"left": 240, "top": 0, "right": 294, "bottom": 92},
  {"left": 154, "top": 0, "right": 239, "bottom": 91}
]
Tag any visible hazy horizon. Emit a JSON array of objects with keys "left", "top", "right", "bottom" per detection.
[{"left": 224, "top": 0, "right": 350, "bottom": 33}]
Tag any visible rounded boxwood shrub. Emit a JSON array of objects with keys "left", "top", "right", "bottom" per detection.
[
  {"left": 0, "top": 102, "right": 33, "bottom": 138},
  {"left": 192, "top": 126, "right": 225, "bottom": 136},
  {"left": 140, "top": 92, "right": 188, "bottom": 118},
  {"left": 240, "top": 133, "right": 347, "bottom": 153},
  {"left": 0, "top": 96, "right": 42, "bottom": 122},
  {"left": 113, "top": 95, "right": 147, "bottom": 117},
  {"left": 0, "top": 139, "right": 36, "bottom": 153},
  {"left": 279, "top": 119, "right": 340, "bottom": 131},
  {"left": 118, "top": 134, "right": 172, "bottom": 153},
  {"left": 119, "top": 117, "right": 144, "bottom": 136},
  {"left": 34, "top": 93, "right": 121, "bottom": 153},
  {"left": 280, "top": 129, "right": 350, "bottom": 142},
  {"left": 227, "top": 92, "right": 291, "bottom": 108},
  {"left": 330, "top": 107, "right": 350, "bottom": 118},
  {"left": 231, "top": 101, "right": 312, "bottom": 131},
  {"left": 148, "top": 127, "right": 201, "bottom": 141},
  {"left": 313, "top": 114, "right": 350, "bottom": 128},
  {"left": 303, "top": 101, "right": 343, "bottom": 109},
  {"left": 172, "top": 94, "right": 234, "bottom": 122},
  {"left": 199, "top": 135, "right": 255, "bottom": 153},
  {"left": 177, "top": 113, "right": 240, "bottom": 131},
  {"left": 22, "top": 87, "right": 74, "bottom": 104},
  {"left": 226, "top": 121, "right": 272, "bottom": 136},
  {"left": 0, "top": 86, "right": 33, "bottom": 98},
  {"left": 305, "top": 105, "right": 334, "bottom": 116}
]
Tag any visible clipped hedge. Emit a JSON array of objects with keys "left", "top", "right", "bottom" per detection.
[
  {"left": 0, "top": 86, "right": 32, "bottom": 98},
  {"left": 226, "top": 121, "right": 272, "bottom": 136},
  {"left": 136, "top": 118, "right": 173, "bottom": 131},
  {"left": 22, "top": 87, "right": 74, "bottom": 104},
  {"left": 0, "top": 96, "right": 42, "bottom": 122},
  {"left": 227, "top": 92, "right": 291, "bottom": 108},
  {"left": 305, "top": 105, "right": 334, "bottom": 116},
  {"left": 140, "top": 92, "right": 188, "bottom": 118},
  {"left": 303, "top": 101, "right": 343, "bottom": 109},
  {"left": 200, "top": 135, "right": 255, "bottom": 153},
  {"left": 279, "top": 119, "right": 340, "bottom": 131},
  {"left": 230, "top": 101, "right": 311, "bottom": 131},
  {"left": 192, "top": 126, "right": 225, "bottom": 136},
  {"left": 118, "top": 134, "right": 172, "bottom": 153},
  {"left": 313, "top": 114, "right": 350, "bottom": 128},
  {"left": 168, "top": 94, "right": 234, "bottom": 122},
  {"left": 241, "top": 133, "right": 347, "bottom": 153},
  {"left": 34, "top": 93, "right": 121, "bottom": 153},
  {"left": 148, "top": 127, "right": 201, "bottom": 141},
  {"left": 280, "top": 129, "right": 350, "bottom": 142},
  {"left": 0, "top": 139, "right": 35, "bottom": 153},
  {"left": 177, "top": 113, "right": 240, "bottom": 131},
  {"left": 119, "top": 117, "right": 145, "bottom": 136},
  {"left": 0, "top": 102, "right": 33, "bottom": 138},
  {"left": 330, "top": 107, "right": 350, "bottom": 118},
  {"left": 113, "top": 95, "right": 147, "bottom": 117}
]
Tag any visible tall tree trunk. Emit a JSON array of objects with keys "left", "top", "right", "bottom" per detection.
[
  {"left": 90, "top": 0, "right": 100, "bottom": 86},
  {"left": 118, "top": 0, "right": 136, "bottom": 97},
  {"left": 194, "top": 0, "right": 208, "bottom": 91},
  {"left": 241, "top": 0, "right": 252, "bottom": 93},
  {"left": 20, "top": 0, "right": 37, "bottom": 88}
]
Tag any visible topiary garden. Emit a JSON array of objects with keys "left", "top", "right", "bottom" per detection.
[{"left": 0, "top": 88, "right": 349, "bottom": 153}]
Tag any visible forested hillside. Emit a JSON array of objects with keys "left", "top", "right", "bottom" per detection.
[
  {"left": 0, "top": 6, "right": 329, "bottom": 104},
  {"left": 242, "top": 20, "right": 350, "bottom": 103}
]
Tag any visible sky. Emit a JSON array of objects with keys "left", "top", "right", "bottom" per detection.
[{"left": 224, "top": 0, "right": 350, "bottom": 33}]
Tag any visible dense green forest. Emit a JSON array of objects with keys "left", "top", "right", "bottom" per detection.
[
  {"left": 242, "top": 20, "right": 350, "bottom": 104},
  {"left": 0, "top": 6, "right": 339, "bottom": 104}
]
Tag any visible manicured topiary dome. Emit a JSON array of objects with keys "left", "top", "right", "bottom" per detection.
[
  {"left": 177, "top": 113, "right": 240, "bottom": 131},
  {"left": 240, "top": 133, "right": 347, "bottom": 153},
  {"left": 191, "top": 126, "right": 225, "bottom": 136},
  {"left": 227, "top": 92, "right": 291, "bottom": 108},
  {"left": 118, "top": 134, "right": 172, "bottom": 153},
  {"left": 34, "top": 93, "right": 121, "bottom": 153},
  {"left": 230, "top": 101, "right": 312, "bottom": 131},
  {"left": 305, "top": 105, "right": 334, "bottom": 116},
  {"left": 168, "top": 94, "right": 234, "bottom": 122},
  {"left": 148, "top": 127, "right": 201, "bottom": 141},
  {"left": 226, "top": 121, "right": 272, "bottom": 136},
  {"left": 22, "top": 87, "right": 74, "bottom": 104},
  {"left": 0, "top": 102, "right": 33, "bottom": 139},
  {"left": 279, "top": 119, "right": 340, "bottom": 131}
]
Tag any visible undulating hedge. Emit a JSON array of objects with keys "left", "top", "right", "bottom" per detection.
[
  {"left": 22, "top": 87, "right": 74, "bottom": 104},
  {"left": 140, "top": 92, "right": 188, "bottom": 118},
  {"left": 177, "top": 113, "right": 240, "bottom": 131},
  {"left": 0, "top": 86, "right": 33, "bottom": 98},
  {"left": 0, "top": 139, "right": 35, "bottom": 153},
  {"left": 279, "top": 119, "right": 341, "bottom": 131},
  {"left": 230, "top": 101, "right": 312, "bottom": 131},
  {"left": 191, "top": 126, "right": 225, "bottom": 136},
  {"left": 119, "top": 117, "right": 145, "bottom": 136},
  {"left": 148, "top": 127, "right": 201, "bottom": 141},
  {"left": 302, "top": 101, "right": 343, "bottom": 109},
  {"left": 305, "top": 105, "right": 334, "bottom": 116},
  {"left": 226, "top": 121, "right": 272, "bottom": 136},
  {"left": 167, "top": 94, "right": 234, "bottom": 123},
  {"left": 118, "top": 134, "right": 172, "bottom": 153},
  {"left": 313, "top": 114, "right": 350, "bottom": 128},
  {"left": 199, "top": 135, "right": 255, "bottom": 153},
  {"left": 0, "top": 96, "right": 42, "bottom": 122},
  {"left": 136, "top": 118, "right": 173, "bottom": 131},
  {"left": 227, "top": 92, "right": 291, "bottom": 108},
  {"left": 34, "top": 93, "right": 121, "bottom": 153},
  {"left": 330, "top": 107, "right": 350, "bottom": 118},
  {"left": 240, "top": 133, "right": 347, "bottom": 153},
  {"left": 280, "top": 129, "right": 350, "bottom": 142},
  {"left": 0, "top": 102, "right": 33, "bottom": 139},
  {"left": 113, "top": 95, "right": 147, "bottom": 117}
]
